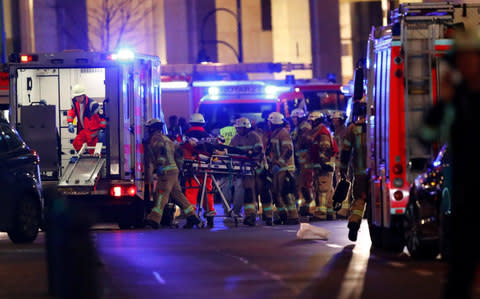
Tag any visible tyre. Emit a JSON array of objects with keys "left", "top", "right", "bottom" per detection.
[
  {"left": 404, "top": 199, "right": 439, "bottom": 259},
  {"left": 8, "top": 194, "right": 41, "bottom": 243}
]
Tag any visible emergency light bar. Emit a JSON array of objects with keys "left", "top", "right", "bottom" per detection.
[{"left": 111, "top": 49, "right": 135, "bottom": 61}]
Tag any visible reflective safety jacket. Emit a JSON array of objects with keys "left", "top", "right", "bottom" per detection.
[
  {"left": 67, "top": 96, "right": 106, "bottom": 133},
  {"left": 340, "top": 119, "right": 367, "bottom": 175},
  {"left": 267, "top": 127, "right": 295, "bottom": 172},
  {"left": 230, "top": 129, "right": 264, "bottom": 172},
  {"left": 293, "top": 120, "right": 313, "bottom": 170},
  {"left": 220, "top": 125, "right": 237, "bottom": 145},
  {"left": 147, "top": 131, "right": 183, "bottom": 177}
]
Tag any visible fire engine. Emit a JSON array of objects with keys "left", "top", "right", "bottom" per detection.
[
  {"left": 8, "top": 50, "right": 163, "bottom": 228},
  {"left": 365, "top": 2, "right": 480, "bottom": 251},
  {"left": 195, "top": 80, "right": 304, "bottom": 132}
]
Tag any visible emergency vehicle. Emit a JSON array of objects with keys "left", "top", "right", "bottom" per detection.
[
  {"left": 196, "top": 80, "right": 304, "bottom": 132},
  {"left": 365, "top": 2, "right": 480, "bottom": 251},
  {"left": 294, "top": 80, "right": 351, "bottom": 119},
  {"left": 8, "top": 50, "right": 163, "bottom": 228}
]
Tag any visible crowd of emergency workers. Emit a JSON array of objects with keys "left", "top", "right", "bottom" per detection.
[{"left": 141, "top": 96, "right": 368, "bottom": 241}]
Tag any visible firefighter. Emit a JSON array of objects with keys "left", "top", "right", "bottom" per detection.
[
  {"left": 144, "top": 118, "right": 203, "bottom": 229},
  {"left": 331, "top": 111, "right": 350, "bottom": 218},
  {"left": 266, "top": 112, "right": 299, "bottom": 225},
  {"left": 309, "top": 111, "right": 338, "bottom": 220},
  {"left": 67, "top": 84, "right": 106, "bottom": 152},
  {"left": 418, "top": 28, "right": 480, "bottom": 299},
  {"left": 290, "top": 108, "right": 315, "bottom": 218},
  {"left": 340, "top": 97, "right": 368, "bottom": 241},
  {"left": 181, "top": 113, "right": 216, "bottom": 225},
  {"left": 229, "top": 117, "right": 267, "bottom": 226}
]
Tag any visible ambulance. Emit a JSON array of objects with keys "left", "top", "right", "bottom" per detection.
[{"left": 8, "top": 50, "right": 163, "bottom": 228}]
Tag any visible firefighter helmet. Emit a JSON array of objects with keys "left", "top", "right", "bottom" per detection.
[
  {"left": 331, "top": 111, "right": 346, "bottom": 120},
  {"left": 145, "top": 118, "right": 164, "bottom": 131},
  {"left": 268, "top": 112, "right": 284, "bottom": 125},
  {"left": 72, "top": 84, "right": 86, "bottom": 97},
  {"left": 291, "top": 108, "right": 306, "bottom": 119},
  {"left": 234, "top": 117, "right": 251, "bottom": 128},
  {"left": 189, "top": 113, "right": 206, "bottom": 124},
  {"left": 308, "top": 111, "right": 324, "bottom": 122},
  {"left": 352, "top": 97, "right": 367, "bottom": 120}
]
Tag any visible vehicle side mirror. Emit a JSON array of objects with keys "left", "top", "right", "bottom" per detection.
[{"left": 353, "top": 66, "right": 364, "bottom": 101}]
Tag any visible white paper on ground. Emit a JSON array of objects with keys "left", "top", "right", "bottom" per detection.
[{"left": 296, "top": 223, "right": 330, "bottom": 240}]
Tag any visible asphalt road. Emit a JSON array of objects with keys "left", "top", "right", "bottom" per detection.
[{"left": 3, "top": 214, "right": 476, "bottom": 299}]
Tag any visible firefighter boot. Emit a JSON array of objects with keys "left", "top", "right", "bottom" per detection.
[
  {"left": 243, "top": 214, "right": 256, "bottom": 227},
  {"left": 204, "top": 211, "right": 216, "bottom": 228},
  {"left": 348, "top": 221, "right": 360, "bottom": 242},
  {"left": 274, "top": 211, "right": 288, "bottom": 225},
  {"left": 183, "top": 214, "right": 204, "bottom": 229},
  {"left": 264, "top": 217, "right": 273, "bottom": 226}
]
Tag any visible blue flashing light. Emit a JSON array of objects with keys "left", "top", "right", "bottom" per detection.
[
  {"left": 264, "top": 85, "right": 279, "bottom": 99},
  {"left": 208, "top": 87, "right": 220, "bottom": 96},
  {"left": 113, "top": 48, "right": 135, "bottom": 61}
]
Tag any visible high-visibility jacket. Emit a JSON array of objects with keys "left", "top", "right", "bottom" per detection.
[
  {"left": 220, "top": 125, "right": 237, "bottom": 145},
  {"left": 267, "top": 127, "right": 295, "bottom": 172},
  {"left": 340, "top": 119, "right": 367, "bottom": 175},
  {"left": 293, "top": 120, "right": 313, "bottom": 169},
  {"left": 230, "top": 129, "right": 264, "bottom": 173},
  {"left": 146, "top": 131, "right": 181, "bottom": 176}
]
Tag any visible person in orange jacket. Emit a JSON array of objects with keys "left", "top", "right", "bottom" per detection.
[
  {"left": 67, "top": 84, "right": 106, "bottom": 152},
  {"left": 181, "top": 113, "right": 216, "bottom": 227}
]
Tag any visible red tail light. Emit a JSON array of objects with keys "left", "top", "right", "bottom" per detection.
[
  {"left": 110, "top": 185, "right": 137, "bottom": 197},
  {"left": 393, "top": 190, "right": 403, "bottom": 200},
  {"left": 127, "top": 186, "right": 137, "bottom": 196},
  {"left": 393, "top": 164, "right": 403, "bottom": 174}
]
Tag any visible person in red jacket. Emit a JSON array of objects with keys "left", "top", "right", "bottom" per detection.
[
  {"left": 181, "top": 113, "right": 216, "bottom": 227},
  {"left": 67, "top": 84, "right": 106, "bottom": 152}
]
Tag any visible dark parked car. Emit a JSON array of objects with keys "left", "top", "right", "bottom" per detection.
[
  {"left": 0, "top": 118, "right": 43, "bottom": 243},
  {"left": 404, "top": 144, "right": 452, "bottom": 259}
]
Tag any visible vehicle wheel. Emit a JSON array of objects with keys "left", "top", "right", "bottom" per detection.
[
  {"left": 368, "top": 223, "right": 383, "bottom": 249},
  {"left": 382, "top": 227, "right": 405, "bottom": 252},
  {"left": 404, "top": 200, "right": 439, "bottom": 259},
  {"left": 8, "top": 194, "right": 40, "bottom": 243}
]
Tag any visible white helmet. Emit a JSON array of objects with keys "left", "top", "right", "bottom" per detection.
[
  {"left": 331, "top": 111, "right": 346, "bottom": 120},
  {"left": 308, "top": 111, "right": 324, "bottom": 122},
  {"left": 72, "top": 84, "right": 86, "bottom": 97},
  {"left": 291, "top": 108, "right": 306, "bottom": 118},
  {"left": 189, "top": 113, "right": 205, "bottom": 124},
  {"left": 145, "top": 118, "right": 164, "bottom": 131},
  {"left": 268, "top": 112, "right": 284, "bottom": 125},
  {"left": 234, "top": 117, "right": 251, "bottom": 128}
]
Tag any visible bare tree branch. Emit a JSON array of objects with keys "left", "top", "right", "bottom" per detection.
[{"left": 88, "top": 0, "right": 156, "bottom": 52}]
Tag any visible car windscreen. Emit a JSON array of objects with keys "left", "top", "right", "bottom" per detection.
[
  {"left": 303, "top": 91, "right": 347, "bottom": 111},
  {"left": 199, "top": 101, "right": 276, "bottom": 131}
]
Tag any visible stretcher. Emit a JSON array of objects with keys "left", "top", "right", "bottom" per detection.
[{"left": 183, "top": 154, "right": 258, "bottom": 227}]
